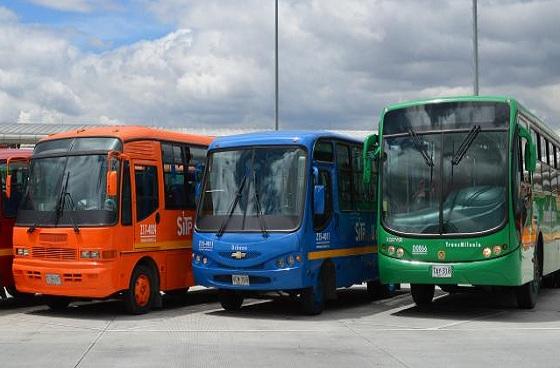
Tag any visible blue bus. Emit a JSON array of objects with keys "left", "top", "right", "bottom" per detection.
[{"left": 192, "top": 131, "right": 384, "bottom": 314}]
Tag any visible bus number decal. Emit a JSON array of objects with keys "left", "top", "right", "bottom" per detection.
[
  {"left": 177, "top": 213, "right": 193, "bottom": 237},
  {"left": 199, "top": 240, "right": 213, "bottom": 251},
  {"left": 140, "top": 224, "right": 157, "bottom": 243},
  {"left": 316, "top": 232, "right": 331, "bottom": 248},
  {"left": 412, "top": 244, "right": 428, "bottom": 255}
]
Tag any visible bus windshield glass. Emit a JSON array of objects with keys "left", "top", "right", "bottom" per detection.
[
  {"left": 197, "top": 146, "right": 307, "bottom": 232},
  {"left": 381, "top": 101, "right": 509, "bottom": 235},
  {"left": 17, "top": 138, "right": 121, "bottom": 227}
]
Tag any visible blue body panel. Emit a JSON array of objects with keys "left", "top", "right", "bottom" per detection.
[{"left": 193, "top": 131, "right": 379, "bottom": 293}]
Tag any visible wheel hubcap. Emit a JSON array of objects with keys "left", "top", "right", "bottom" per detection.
[{"left": 134, "top": 274, "right": 151, "bottom": 307}]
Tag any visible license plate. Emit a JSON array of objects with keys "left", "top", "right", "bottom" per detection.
[
  {"left": 232, "top": 274, "right": 249, "bottom": 286},
  {"left": 432, "top": 265, "right": 453, "bottom": 278},
  {"left": 45, "top": 273, "right": 62, "bottom": 285}
]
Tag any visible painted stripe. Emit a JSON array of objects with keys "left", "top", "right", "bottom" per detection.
[
  {"left": 0, "top": 249, "right": 13, "bottom": 257},
  {"left": 124, "top": 239, "right": 193, "bottom": 254},
  {"left": 307, "top": 245, "right": 377, "bottom": 261}
]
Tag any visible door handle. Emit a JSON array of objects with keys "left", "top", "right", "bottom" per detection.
[{"left": 155, "top": 212, "right": 161, "bottom": 224}]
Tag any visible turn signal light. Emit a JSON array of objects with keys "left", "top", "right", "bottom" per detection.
[{"left": 492, "top": 245, "right": 502, "bottom": 256}]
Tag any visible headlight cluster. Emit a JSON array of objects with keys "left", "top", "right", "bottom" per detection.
[
  {"left": 275, "top": 254, "right": 302, "bottom": 268},
  {"left": 15, "top": 248, "right": 29, "bottom": 256},
  {"left": 482, "top": 245, "right": 504, "bottom": 258},
  {"left": 192, "top": 253, "right": 208, "bottom": 265},
  {"left": 80, "top": 250, "right": 101, "bottom": 259},
  {"left": 387, "top": 245, "right": 405, "bottom": 258}
]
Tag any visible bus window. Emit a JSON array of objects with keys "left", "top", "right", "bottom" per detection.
[
  {"left": 313, "top": 170, "right": 332, "bottom": 231},
  {"left": 336, "top": 143, "right": 353, "bottom": 211},
  {"left": 187, "top": 147, "right": 206, "bottom": 208},
  {"left": 313, "top": 141, "right": 334, "bottom": 162},
  {"left": 135, "top": 165, "right": 159, "bottom": 221},
  {"left": 1, "top": 161, "right": 28, "bottom": 218},
  {"left": 351, "top": 145, "right": 375, "bottom": 212},
  {"left": 121, "top": 161, "right": 132, "bottom": 226},
  {"left": 162, "top": 143, "right": 188, "bottom": 209}
]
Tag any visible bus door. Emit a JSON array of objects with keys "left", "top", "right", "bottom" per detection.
[
  {"left": 313, "top": 162, "right": 335, "bottom": 254},
  {"left": 132, "top": 161, "right": 160, "bottom": 249}
]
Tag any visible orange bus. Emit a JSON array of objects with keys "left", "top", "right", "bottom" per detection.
[
  {"left": 0, "top": 149, "right": 31, "bottom": 298},
  {"left": 12, "top": 126, "right": 212, "bottom": 314}
]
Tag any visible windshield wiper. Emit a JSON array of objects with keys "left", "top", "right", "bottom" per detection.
[
  {"left": 216, "top": 174, "right": 248, "bottom": 237},
  {"left": 55, "top": 171, "right": 80, "bottom": 233},
  {"left": 408, "top": 128, "right": 434, "bottom": 168},
  {"left": 252, "top": 172, "right": 269, "bottom": 238},
  {"left": 452, "top": 125, "right": 481, "bottom": 166}
]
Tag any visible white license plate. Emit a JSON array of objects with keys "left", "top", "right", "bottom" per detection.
[
  {"left": 232, "top": 274, "right": 249, "bottom": 286},
  {"left": 432, "top": 265, "right": 453, "bottom": 278},
  {"left": 45, "top": 273, "right": 62, "bottom": 285}
]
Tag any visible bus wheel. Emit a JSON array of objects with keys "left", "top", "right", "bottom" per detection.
[
  {"left": 45, "top": 296, "right": 71, "bottom": 311},
  {"left": 301, "top": 270, "right": 326, "bottom": 315},
  {"left": 516, "top": 247, "right": 541, "bottom": 309},
  {"left": 411, "top": 284, "right": 435, "bottom": 306},
  {"left": 219, "top": 290, "right": 244, "bottom": 311},
  {"left": 124, "top": 264, "right": 156, "bottom": 315},
  {"left": 366, "top": 280, "right": 391, "bottom": 300}
]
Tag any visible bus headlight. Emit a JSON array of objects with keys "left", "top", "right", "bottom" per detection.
[
  {"left": 202, "top": 256, "right": 208, "bottom": 265},
  {"left": 16, "top": 248, "right": 29, "bottom": 256},
  {"left": 387, "top": 245, "right": 395, "bottom": 255},
  {"left": 482, "top": 247, "right": 492, "bottom": 258},
  {"left": 80, "top": 250, "right": 101, "bottom": 259},
  {"left": 493, "top": 245, "right": 502, "bottom": 256},
  {"left": 195, "top": 254, "right": 201, "bottom": 263},
  {"left": 276, "top": 257, "right": 286, "bottom": 268},
  {"left": 287, "top": 255, "right": 295, "bottom": 267},
  {"left": 396, "top": 248, "right": 404, "bottom": 258}
]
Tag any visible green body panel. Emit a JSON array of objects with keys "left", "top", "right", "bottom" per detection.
[{"left": 374, "top": 96, "right": 560, "bottom": 287}]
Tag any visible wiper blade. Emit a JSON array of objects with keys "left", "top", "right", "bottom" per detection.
[
  {"left": 55, "top": 171, "right": 80, "bottom": 233},
  {"left": 452, "top": 125, "right": 481, "bottom": 166},
  {"left": 216, "top": 174, "right": 248, "bottom": 237},
  {"left": 408, "top": 128, "right": 434, "bottom": 168},
  {"left": 252, "top": 172, "right": 268, "bottom": 238}
]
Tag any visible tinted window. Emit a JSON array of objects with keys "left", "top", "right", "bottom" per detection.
[
  {"left": 121, "top": 161, "right": 132, "bottom": 225},
  {"left": 313, "top": 170, "right": 332, "bottom": 230},
  {"left": 313, "top": 141, "right": 334, "bottom": 162},
  {"left": 162, "top": 143, "right": 188, "bottom": 209},
  {"left": 135, "top": 165, "right": 158, "bottom": 221},
  {"left": 336, "top": 143, "right": 353, "bottom": 211},
  {"left": 1, "top": 161, "right": 29, "bottom": 218}
]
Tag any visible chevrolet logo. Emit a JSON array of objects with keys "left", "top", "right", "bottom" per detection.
[{"left": 231, "top": 251, "right": 247, "bottom": 259}]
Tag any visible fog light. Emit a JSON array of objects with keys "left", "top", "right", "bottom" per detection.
[
  {"left": 202, "top": 257, "right": 208, "bottom": 265},
  {"left": 396, "top": 248, "right": 404, "bottom": 258},
  {"left": 276, "top": 257, "right": 286, "bottom": 268},
  {"left": 493, "top": 245, "right": 502, "bottom": 256},
  {"left": 287, "top": 255, "right": 295, "bottom": 267},
  {"left": 482, "top": 247, "right": 492, "bottom": 258}
]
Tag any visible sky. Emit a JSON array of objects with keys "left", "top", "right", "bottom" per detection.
[{"left": 0, "top": 0, "right": 559, "bottom": 131}]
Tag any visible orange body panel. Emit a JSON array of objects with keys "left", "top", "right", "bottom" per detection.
[{"left": 13, "top": 126, "right": 211, "bottom": 298}]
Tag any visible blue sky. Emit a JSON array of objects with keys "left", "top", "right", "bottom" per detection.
[{"left": 0, "top": 0, "right": 559, "bottom": 130}]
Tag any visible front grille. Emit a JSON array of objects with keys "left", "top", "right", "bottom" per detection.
[
  {"left": 32, "top": 247, "right": 77, "bottom": 261},
  {"left": 63, "top": 273, "right": 82, "bottom": 282}
]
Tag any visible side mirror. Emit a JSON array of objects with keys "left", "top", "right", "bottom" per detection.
[
  {"left": 363, "top": 133, "right": 380, "bottom": 184},
  {"left": 314, "top": 185, "right": 326, "bottom": 215},
  {"left": 5, "top": 174, "right": 12, "bottom": 199},
  {"left": 518, "top": 125, "right": 536, "bottom": 173},
  {"left": 106, "top": 170, "right": 118, "bottom": 197}
]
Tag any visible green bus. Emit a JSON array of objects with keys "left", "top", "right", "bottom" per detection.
[{"left": 363, "top": 96, "right": 560, "bottom": 308}]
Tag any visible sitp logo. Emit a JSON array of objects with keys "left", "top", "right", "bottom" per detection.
[{"left": 177, "top": 212, "right": 193, "bottom": 236}]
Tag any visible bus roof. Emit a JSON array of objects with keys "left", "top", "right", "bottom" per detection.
[
  {"left": 0, "top": 149, "right": 32, "bottom": 160},
  {"left": 39, "top": 125, "right": 213, "bottom": 146},
  {"left": 382, "top": 95, "right": 514, "bottom": 113},
  {"left": 208, "top": 130, "right": 362, "bottom": 150}
]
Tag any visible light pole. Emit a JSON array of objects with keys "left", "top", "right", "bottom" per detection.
[
  {"left": 274, "top": 0, "right": 279, "bottom": 130},
  {"left": 473, "top": 0, "right": 479, "bottom": 95}
]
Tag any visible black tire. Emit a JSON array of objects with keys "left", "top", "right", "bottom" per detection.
[
  {"left": 219, "top": 290, "right": 244, "bottom": 311},
  {"left": 5, "top": 286, "right": 34, "bottom": 300},
  {"left": 366, "top": 280, "right": 391, "bottom": 300},
  {"left": 516, "top": 244, "right": 541, "bottom": 309},
  {"left": 301, "top": 269, "right": 326, "bottom": 315},
  {"left": 439, "top": 284, "right": 459, "bottom": 294},
  {"left": 124, "top": 264, "right": 157, "bottom": 315},
  {"left": 46, "top": 296, "right": 71, "bottom": 311},
  {"left": 411, "top": 284, "right": 435, "bottom": 306}
]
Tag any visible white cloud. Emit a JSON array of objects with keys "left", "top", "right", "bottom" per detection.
[
  {"left": 26, "top": 0, "right": 120, "bottom": 13},
  {"left": 1, "top": 1, "right": 560, "bottom": 130}
]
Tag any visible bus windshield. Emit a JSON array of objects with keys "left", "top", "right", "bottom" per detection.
[
  {"left": 382, "top": 101, "right": 509, "bottom": 235},
  {"left": 17, "top": 151, "right": 120, "bottom": 227},
  {"left": 197, "top": 146, "right": 307, "bottom": 232}
]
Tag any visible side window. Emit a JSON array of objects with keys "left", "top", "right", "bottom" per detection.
[
  {"left": 313, "top": 170, "right": 332, "bottom": 230},
  {"left": 351, "top": 145, "right": 375, "bottom": 212},
  {"left": 336, "top": 143, "right": 353, "bottom": 211},
  {"left": 162, "top": 143, "right": 188, "bottom": 209},
  {"left": 121, "top": 161, "right": 132, "bottom": 225},
  {"left": 0, "top": 161, "right": 29, "bottom": 218},
  {"left": 186, "top": 147, "right": 207, "bottom": 208},
  {"left": 535, "top": 131, "right": 541, "bottom": 161},
  {"left": 313, "top": 141, "right": 334, "bottom": 162},
  {"left": 135, "top": 165, "right": 159, "bottom": 221}
]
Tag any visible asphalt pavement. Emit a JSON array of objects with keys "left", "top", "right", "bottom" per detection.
[{"left": 1, "top": 285, "right": 559, "bottom": 368}]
